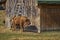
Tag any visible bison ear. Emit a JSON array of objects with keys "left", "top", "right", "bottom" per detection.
[{"left": 25, "top": 19, "right": 30, "bottom": 22}]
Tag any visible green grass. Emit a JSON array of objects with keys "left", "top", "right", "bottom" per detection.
[{"left": 0, "top": 31, "right": 60, "bottom": 40}]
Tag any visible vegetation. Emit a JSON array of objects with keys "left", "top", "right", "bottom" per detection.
[
  {"left": 0, "top": 11, "right": 5, "bottom": 26},
  {"left": 0, "top": 31, "right": 60, "bottom": 40}
]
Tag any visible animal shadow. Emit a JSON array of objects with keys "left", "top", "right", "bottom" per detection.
[{"left": 24, "top": 25, "right": 38, "bottom": 33}]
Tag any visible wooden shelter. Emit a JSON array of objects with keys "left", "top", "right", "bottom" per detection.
[{"left": 38, "top": 0, "right": 60, "bottom": 31}]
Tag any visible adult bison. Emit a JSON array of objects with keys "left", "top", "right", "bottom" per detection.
[{"left": 11, "top": 15, "right": 31, "bottom": 31}]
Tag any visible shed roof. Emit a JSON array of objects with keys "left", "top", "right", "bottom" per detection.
[
  {"left": 38, "top": 0, "right": 60, "bottom": 1},
  {"left": 38, "top": 0, "right": 60, "bottom": 4}
]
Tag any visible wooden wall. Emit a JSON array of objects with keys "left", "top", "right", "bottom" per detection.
[{"left": 39, "top": 4, "right": 60, "bottom": 31}]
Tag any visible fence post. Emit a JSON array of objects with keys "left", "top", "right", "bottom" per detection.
[{"left": 35, "top": 7, "right": 40, "bottom": 33}]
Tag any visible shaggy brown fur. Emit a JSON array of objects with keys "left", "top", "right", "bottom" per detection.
[{"left": 11, "top": 16, "right": 31, "bottom": 31}]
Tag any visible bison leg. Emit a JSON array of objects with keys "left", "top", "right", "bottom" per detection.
[
  {"left": 16, "top": 24, "right": 20, "bottom": 30},
  {"left": 11, "top": 23, "right": 16, "bottom": 31},
  {"left": 20, "top": 23, "right": 24, "bottom": 32},
  {"left": 22, "top": 25, "right": 24, "bottom": 32}
]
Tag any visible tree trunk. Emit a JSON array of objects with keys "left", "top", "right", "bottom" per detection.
[{"left": 5, "top": 16, "right": 11, "bottom": 29}]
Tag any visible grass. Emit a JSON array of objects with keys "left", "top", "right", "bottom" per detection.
[{"left": 0, "top": 31, "right": 60, "bottom": 40}]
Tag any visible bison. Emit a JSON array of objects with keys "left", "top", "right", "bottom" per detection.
[{"left": 11, "top": 15, "right": 31, "bottom": 31}]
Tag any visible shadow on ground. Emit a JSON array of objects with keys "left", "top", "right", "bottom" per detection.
[
  {"left": 17, "top": 25, "right": 38, "bottom": 32},
  {"left": 24, "top": 25, "right": 38, "bottom": 33}
]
